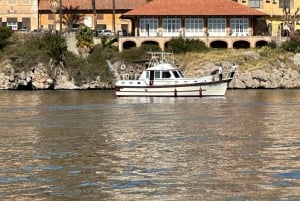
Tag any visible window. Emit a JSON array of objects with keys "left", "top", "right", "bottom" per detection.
[
  {"left": 22, "top": 17, "right": 31, "bottom": 30},
  {"left": 140, "top": 17, "right": 158, "bottom": 36},
  {"left": 97, "top": 24, "right": 106, "bottom": 30},
  {"left": 7, "top": 18, "right": 17, "bottom": 31},
  {"left": 162, "top": 17, "right": 181, "bottom": 35},
  {"left": 48, "top": 14, "right": 54, "bottom": 20},
  {"left": 173, "top": 71, "right": 180, "bottom": 78},
  {"left": 230, "top": 16, "right": 249, "bottom": 36},
  {"left": 208, "top": 17, "right": 226, "bottom": 36},
  {"left": 185, "top": 17, "right": 204, "bottom": 36},
  {"left": 279, "top": 0, "right": 293, "bottom": 8},
  {"left": 162, "top": 71, "right": 171, "bottom": 78},
  {"left": 248, "top": 0, "right": 262, "bottom": 8},
  {"left": 23, "top": 0, "right": 30, "bottom": 4},
  {"left": 155, "top": 71, "right": 160, "bottom": 79},
  {"left": 97, "top": 14, "right": 104, "bottom": 20}
]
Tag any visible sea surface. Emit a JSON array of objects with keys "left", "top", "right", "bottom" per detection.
[{"left": 0, "top": 89, "right": 300, "bottom": 201}]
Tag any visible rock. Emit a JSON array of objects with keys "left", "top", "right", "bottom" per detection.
[
  {"left": 0, "top": 51, "right": 300, "bottom": 90},
  {"left": 31, "top": 64, "right": 54, "bottom": 89},
  {"left": 293, "top": 53, "right": 300, "bottom": 66},
  {"left": 54, "top": 74, "right": 79, "bottom": 90}
]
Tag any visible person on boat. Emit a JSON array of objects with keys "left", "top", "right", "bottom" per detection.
[
  {"left": 218, "top": 64, "right": 223, "bottom": 81},
  {"left": 230, "top": 63, "right": 238, "bottom": 78}
]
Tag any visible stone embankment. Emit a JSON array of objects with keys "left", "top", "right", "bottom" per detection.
[
  {"left": 0, "top": 59, "right": 112, "bottom": 90},
  {"left": 181, "top": 52, "right": 300, "bottom": 89},
  {"left": 0, "top": 52, "right": 300, "bottom": 90}
]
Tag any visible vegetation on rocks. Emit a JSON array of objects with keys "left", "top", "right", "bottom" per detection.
[
  {"left": 75, "top": 26, "right": 94, "bottom": 57},
  {"left": 0, "top": 26, "right": 300, "bottom": 89},
  {"left": 0, "top": 27, "right": 13, "bottom": 49},
  {"left": 166, "top": 37, "right": 208, "bottom": 54}
]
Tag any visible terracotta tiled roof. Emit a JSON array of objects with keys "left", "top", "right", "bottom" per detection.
[
  {"left": 123, "top": 0, "right": 267, "bottom": 16},
  {"left": 39, "top": 0, "right": 147, "bottom": 10}
]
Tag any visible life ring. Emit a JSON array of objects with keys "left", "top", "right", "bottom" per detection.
[{"left": 120, "top": 64, "right": 126, "bottom": 71}]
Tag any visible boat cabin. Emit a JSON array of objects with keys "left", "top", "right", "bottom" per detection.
[{"left": 139, "top": 63, "right": 185, "bottom": 85}]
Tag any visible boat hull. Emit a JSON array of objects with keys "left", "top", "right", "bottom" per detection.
[{"left": 115, "top": 80, "right": 230, "bottom": 97}]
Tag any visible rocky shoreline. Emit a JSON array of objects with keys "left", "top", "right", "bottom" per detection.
[{"left": 1, "top": 52, "right": 300, "bottom": 90}]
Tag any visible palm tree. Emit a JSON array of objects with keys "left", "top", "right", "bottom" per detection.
[
  {"left": 62, "top": 6, "right": 83, "bottom": 33},
  {"left": 92, "top": 0, "right": 97, "bottom": 35},
  {"left": 112, "top": 0, "right": 116, "bottom": 33},
  {"left": 49, "top": 0, "right": 58, "bottom": 33},
  {"left": 75, "top": 26, "right": 94, "bottom": 58}
]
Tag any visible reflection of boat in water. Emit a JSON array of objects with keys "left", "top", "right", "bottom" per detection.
[{"left": 114, "top": 52, "right": 233, "bottom": 97}]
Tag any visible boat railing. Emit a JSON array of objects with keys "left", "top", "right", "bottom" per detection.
[{"left": 147, "top": 52, "right": 175, "bottom": 68}]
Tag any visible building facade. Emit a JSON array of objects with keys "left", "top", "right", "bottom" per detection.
[
  {"left": 234, "top": 0, "right": 300, "bottom": 36},
  {"left": 38, "top": 0, "right": 147, "bottom": 33},
  {"left": 0, "top": 0, "right": 38, "bottom": 31},
  {"left": 119, "top": 0, "right": 273, "bottom": 51}
]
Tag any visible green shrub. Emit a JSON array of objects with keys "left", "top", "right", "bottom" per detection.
[
  {"left": 0, "top": 26, "right": 13, "bottom": 49},
  {"left": 3, "top": 34, "right": 49, "bottom": 72},
  {"left": 166, "top": 37, "right": 208, "bottom": 53},
  {"left": 42, "top": 33, "right": 67, "bottom": 62},
  {"left": 267, "top": 40, "right": 277, "bottom": 49},
  {"left": 119, "top": 47, "right": 149, "bottom": 61},
  {"left": 259, "top": 46, "right": 271, "bottom": 57},
  {"left": 75, "top": 26, "right": 95, "bottom": 58},
  {"left": 64, "top": 44, "right": 114, "bottom": 85},
  {"left": 185, "top": 38, "right": 208, "bottom": 52},
  {"left": 166, "top": 37, "right": 187, "bottom": 53},
  {"left": 281, "top": 38, "right": 300, "bottom": 53},
  {"left": 141, "top": 44, "right": 162, "bottom": 52}
]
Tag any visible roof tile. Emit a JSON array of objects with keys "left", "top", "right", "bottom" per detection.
[{"left": 123, "top": 0, "right": 267, "bottom": 16}]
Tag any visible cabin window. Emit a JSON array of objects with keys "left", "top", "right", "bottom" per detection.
[
  {"left": 155, "top": 71, "right": 160, "bottom": 79},
  {"left": 162, "top": 71, "right": 171, "bottom": 78},
  {"left": 146, "top": 71, "right": 150, "bottom": 79},
  {"left": 173, "top": 71, "right": 180, "bottom": 78}
]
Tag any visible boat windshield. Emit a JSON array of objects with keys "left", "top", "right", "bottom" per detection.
[
  {"left": 178, "top": 70, "right": 184, "bottom": 77},
  {"left": 173, "top": 70, "right": 184, "bottom": 78}
]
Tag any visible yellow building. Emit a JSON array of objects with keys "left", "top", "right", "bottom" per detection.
[
  {"left": 235, "top": 0, "right": 300, "bottom": 36},
  {"left": 0, "top": 0, "right": 38, "bottom": 31},
  {"left": 38, "top": 0, "right": 147, "bottom": 33}
]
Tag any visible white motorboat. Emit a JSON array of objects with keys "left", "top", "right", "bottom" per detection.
[{"left": 114, "top": 52, "right": 233, "bottom": 97}]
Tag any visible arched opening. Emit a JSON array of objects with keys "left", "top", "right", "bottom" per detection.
[
  {"left": 233, "top": 40, "right": 250, "bottom": 49},
  {"left": 123, "top": 41, "right": 137, "bottom": 49},
  {"left": 141, "top": 41, "right": 160, "bottom": 51},
  {"left": 256, "top": 40, "right": 268, "bottom": 48},
  {"left": 210, "top": 41, "right": 228, "bottom": 48}
]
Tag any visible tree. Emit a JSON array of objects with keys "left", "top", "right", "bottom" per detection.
[
  {"left": 0, "top": 26, "right": 13, "bottom": 49},
  {"left": 62, "top": 6, "right": 83, "bottom": 33},
  {"left": 49, "top": 0, "right": 59, "bottom": 33},
  {"left": 43, "top": 33, "right": 67, "bottom": 62},
  {"left": 92, "top": 0, "right": 97, "bottom": 36},
  {"left": 75, "top": 26, "right": 94, "bottom": 58},
  {"left": 282, "top": 0, "right": 300, "bottom": 37}
]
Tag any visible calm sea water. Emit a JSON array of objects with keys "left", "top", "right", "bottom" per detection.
[{"left": 0, "top": 90, "right": 300, "bottom": 201}]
